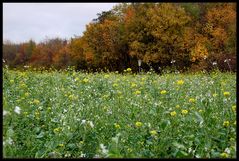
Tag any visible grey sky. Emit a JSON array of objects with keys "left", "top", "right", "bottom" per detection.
[{"left": 3, "top": 3, "right": 118, "bottom": 43}]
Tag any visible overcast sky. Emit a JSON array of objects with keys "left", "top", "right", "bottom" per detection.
[{"left": 3, "top": 3, "right": 118, "bottom": 43}]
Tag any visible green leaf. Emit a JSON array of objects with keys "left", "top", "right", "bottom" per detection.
[
  {"left": 36, "top": 131, "right": 45, "bottom": 139},
  {"left": 161, "top": 120, "right": 171, "bottom": 130},
  {"left": 194, "top": 111, "right": 204, "bottom": 126},
  {"left": 172, "top": 142, "right": 186, "bottom": 150}
]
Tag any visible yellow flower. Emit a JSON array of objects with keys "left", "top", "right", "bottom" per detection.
[
  {"left": 220, "top": 152, "right": 229, "bottom": 158},
  {"left": 20, "top": 83, "right": 27, "bottom": 88},
  {"left": 126, "top": 68, "right": 132, "bottom": 72},
  {"left": 54, "top": 128, "right": 61, "bottom": 133},
  {"left": 175, "top": 105, "right": 180, "bottom": 109},
  {"left": 24, "top": 93, "right": 29, "bottom": 97},
  {"left": 10, "top": 80, "right": 14, "bottom": 83},
  {"left": 213, "top": 93, "right": 218, "bottom": 97},
  {"left": 114, "top": 123, "right": 120, "bottom": 129},
  {"left": 232, "top": 105, "right": 236, "bottom": 112},
  {"left": 33, "top": 99, "right": 40, "bottom": 105},
  {"left": 135, "top": 121, "right": 143, "bottom": 127},
  {"left": 223, "top": 92, "right": 230, "bottom": 97},
  {"left": 134, "top": 90, "right": 141, "bottom": 95},
  {"left": 181, "top": 110, "right": 189, "bottom": 115},
  {"left": 104, "top": 74, "right": 110, "bottom": 78},
  {"left": 223, "top": 121, "right": 230, "bottom": 127},
  {"left": 117, "top": 91, "right": 122, "bottom": 95},
  {"left": 69, "top": 94, "right": 78, "bottom": 100},
  {"left": 113, "top": 83, "right": 118, "bottom": 87},
  {"left": 189, "top": 98, "right": 196, "bottom": 103},
  {"left": 35, "top": 111, "right": 40, "bottom": 116},
  {"left": 58, "top": 144, "right": 64, "bottom": 147},
  {"left": 177, "top": 80, "right": 184, "bottom": 85},
  {"left": 150, "top": 130, "right": 157, "bottom": 136},
  {"left": 170, "top": 111, "right": 177, "bottom": 117},
  {"left": 82, "top": 78, "right": 89, "bottom": 83},
  {"left": 160, "top": 90, "right": 167, "bottom": 94},
  {"left": 131, "top": 83, "right": 137, "bottom": 88}
]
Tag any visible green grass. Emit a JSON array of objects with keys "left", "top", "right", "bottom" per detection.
[{"left": 3, "top": 68, "right": 236, "bottom": 158}]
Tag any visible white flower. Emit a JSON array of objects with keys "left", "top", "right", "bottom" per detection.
[
  {"left": 100, "top": 144, "right": 109, "bottom": 155},
  {"left": 3, "top": 59, "right": 5, "bottom": 63},
  {"left": 88, "top": 121, "right": 94, "bottom": 128},
  {"left": 80, "top": 153, "right": 86, "bottom": 157},
  {"left": 14, "top": 106, "right": 21, "bottom": 114},
  {"left": 212, "top": 62, "right": 217, "bottom": 65},
  {"left": 224, "top": 147, "right": 231, "bottom": 154},
  {"left": 3, "top": 110, "right": 8, "bottom": 116},
  {"left": 171, "top": 60, "right": 176, "bottom": 64},
  {"left": 6, "top": 137, "right": 13, "bottom": 145},
  {"left": 224, "top": 59, "right": 228, "bottom": 63},
  {"left": 81, "top": 120, "right": 86, "bottom": 124}
]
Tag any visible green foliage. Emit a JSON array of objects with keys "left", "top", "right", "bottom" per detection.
[
  {"left": 3, "top": 68, "right": 236, "bottom": 158},
  {"left": 2, "top": 3, "right": 236, "bottom": 72}
]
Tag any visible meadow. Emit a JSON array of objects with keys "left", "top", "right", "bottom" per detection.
[{"left": 3, "top": 67, "right": 236, "bottom": 158}]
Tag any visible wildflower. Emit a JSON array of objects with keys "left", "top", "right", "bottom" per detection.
[
  {"left": 19, "top": 83, "right": 27, "bottom": 88},
  {"left": 82, "top": 78, "right": 89, "bottom": 83},
  {"left": 126, "top": 68, "right": 132, "bottom": 72},
  {"left": 35, "top": 111, "right": 40, "bottom": 116},
  {"left": 171, "top": 59, "right": 176, "bottom": 64},
  {"left": 114, "top": 123, "right": 121, "bottom": 129},
  {"left": 223, "top": 121, "right": 230, "bottom": 127},
  {"left": 212, "top": 62, "right": 217, "bottom": 66},
  {"left": 104, "top": 74, "right": 110, "bottom": 78},
  {"left": 213, "top": 93, "right": 217, "bottom": 97},
  {"left": 189, "top": 98, "right": 196, "bottom": 103},
  {"left": 170, "top": 111, "right": 177, "bottom": 117},
  {"left": 113, "top": 83, "right": 118, "bottom": 87},
  {"left": 6, "top": 137, "right": 13, "bottom": 145},
  {"left": 150, "top": 130, "right": 157, "bottom": 136},
  {"left": 3, "top": 110, "right": 8, "bottom": 116},
  {"left": 134, "top": 90, "right": 141, "bottom": 95},
  {"left": 58, "top": 144, "right": 64, "bottom": 147},
  {"left": 81, "top": 120, "right": 86, "bottom": 125},
  {"left": 88, "top": 121, "right": 94, "bottom": 128},
  {"left": 53, "top": 128, "right": 61, "bottom": 133},
  {"left": 33, "top": 99, "right": 40, "bottom": 105},
  {"left": 117, "top": 91, "right": 122, "bottom": 95},
  {"left": 160, "top": 90, "right": 167, "bottom": 94},
  {"left": 220, "top": 152, "right": 229, "bottom": 158},
  {"left": 24, "top": 93, "right": 29, "bottom": 97},
  {"left": 10, "top": 80, "right": 14, "bottom": 83},
  {"left": 100, "top": 144, "right": 109, "bottom": 155},
  {"left": 223, "top": 92, "right": 230, "bottom": 97},
  {"left": 176, "top": 105, "right": 180, "bottom": 109},
  {"left": 181, "top": 109, "right": 188, "bottom": 115},
  {"left": 232, "top": 105, "right": 236, "bottom": 112},
  {"left": 131, "top": 83, "right": 137, "bottom": 88},
  {"left": 135, "top": 121, "right": 143, "bottom": 127},
  {"left": 177, "top": 80, "right": 184, "bottom": 85},
  {"left": 14, "top": 106, "right": 21, "bottom": 114}
]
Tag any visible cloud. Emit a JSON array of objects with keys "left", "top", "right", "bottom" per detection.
[{"left": 3, "top": 3, "right": 118, "bottom": 43}]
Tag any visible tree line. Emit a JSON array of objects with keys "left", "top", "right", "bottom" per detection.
[{"left": 3, "top": 3, "right": 236, "bottom": 73}]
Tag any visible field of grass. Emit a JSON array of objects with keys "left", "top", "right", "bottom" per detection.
[{"left": 3, "top": 68, "right": 236, "bottom": 158}]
